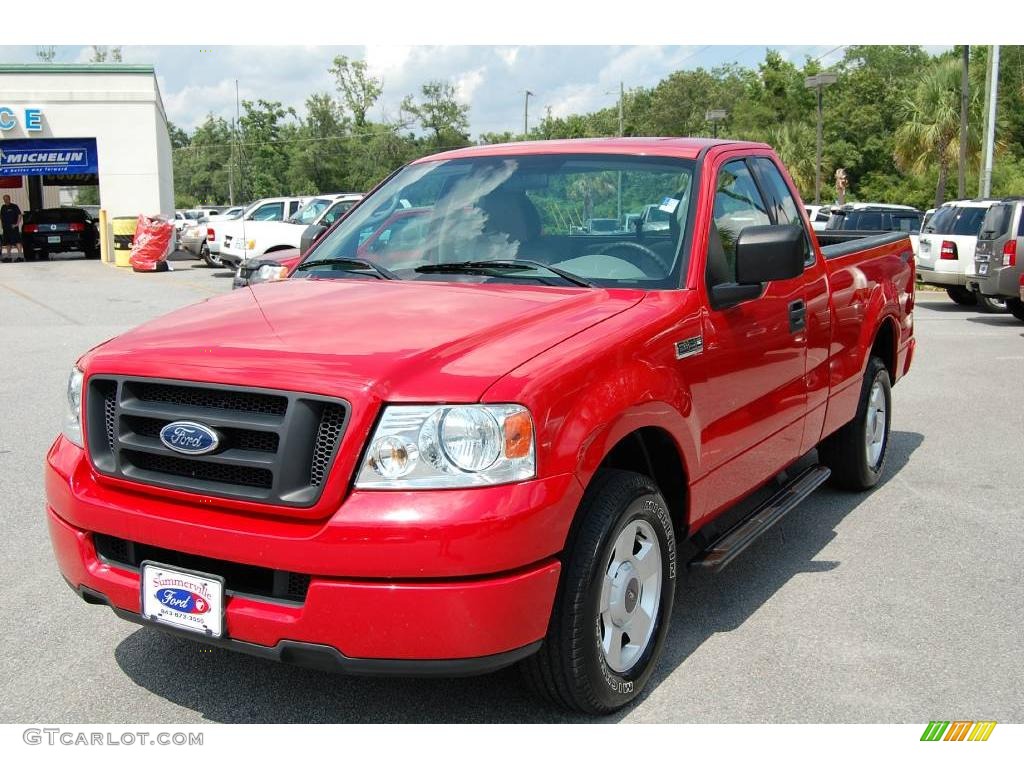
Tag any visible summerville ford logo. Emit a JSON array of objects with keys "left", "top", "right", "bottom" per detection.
[{"left": 159, "top": 421, "right": 221, "bottom": 455}]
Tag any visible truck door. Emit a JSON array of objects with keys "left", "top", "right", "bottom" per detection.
[
  {"left": 748, "top": 157, "right": 832, "bottom": 455},
  {"left": 692, "top": 156, "right": 809, "bottom": 518}
]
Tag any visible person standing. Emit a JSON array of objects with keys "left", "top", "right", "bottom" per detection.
[{"left": 1, "top": 194, "right": 24, "bottom": 262}]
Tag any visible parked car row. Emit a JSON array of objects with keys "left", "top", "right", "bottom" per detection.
[{"left": 917, "top": 198, "right": 1010, "bottom": 312}]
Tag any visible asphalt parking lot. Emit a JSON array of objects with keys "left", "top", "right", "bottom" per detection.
[{"left": 1, "top": 254, "right": 1022, "bottom": 724}]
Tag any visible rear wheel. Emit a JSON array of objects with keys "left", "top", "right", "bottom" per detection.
[
  {"left": 1007, "top": 298, "right": 1024, "bottom": 322},
  {"left": 201, "top": 244, "right": 223, "bottom": 268},
  {"left": 818, "top": 356, "right": 892, "bottom": 491},
  {"left": 520, "top": 469, "right": 676, "bottom": 714},
  {"left": 976, "top": 293, "right": 1007, "bottom": 313},
  {"left": 946, "top": 286, "right": 977, "bottom": 306}
]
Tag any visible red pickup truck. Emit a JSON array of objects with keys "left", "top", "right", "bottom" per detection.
[{"left": 46, "top": 138, "right": 915, "bottom": 714}]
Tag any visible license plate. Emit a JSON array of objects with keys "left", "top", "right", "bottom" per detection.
[
  {"left": 140, "top": 561, "right": 225, "bottom": 637},
  {"left": 47, "top": 235, "right": 61, "bottom": 244},
  {"left": 978, "top": 263, "right": 989, "bottom": 276}
]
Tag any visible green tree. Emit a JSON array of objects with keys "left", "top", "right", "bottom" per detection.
[
  {"left": 287, "top": 93, "right": 350, "bottom": 194},
  {"left": 400, "top": 81, "right": 470, "bottom": 149},
  {"left": 238, "top": 99, "right": 295, "bottom": 199},
  {"left": 894, "top": 58, "right": 980, "bottom": 208},
  {"left": 329, "top": 55, "right": 382, "bottom": 128}
]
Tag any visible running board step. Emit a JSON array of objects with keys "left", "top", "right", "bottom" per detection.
[{"left": 689, "top": 465, "right": 831, "bottom": 572}]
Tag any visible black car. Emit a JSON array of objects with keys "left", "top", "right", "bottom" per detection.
[{"left": 22, "top": 207, "right": 100, "bottom": 260}]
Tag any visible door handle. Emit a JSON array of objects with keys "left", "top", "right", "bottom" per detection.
[{"left": 788, "top": 300, "right": 806, "bottom": 333}]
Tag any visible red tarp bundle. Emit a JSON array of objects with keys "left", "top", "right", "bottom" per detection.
[{"left": 129, "top": 215, "right": 175, "bottom": 272}]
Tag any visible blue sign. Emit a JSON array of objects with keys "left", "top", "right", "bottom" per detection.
[{"left": 0, "top": 137, "right": 98, "bottom": 177}]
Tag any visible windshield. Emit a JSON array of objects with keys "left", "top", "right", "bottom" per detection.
[
  {"left": 301, "top": 154, "right": 695, "bottom": 289},
  {"left": 288, "top": 197, "right": 333, "bottom": 225},
  {"left": 926, "top": 206, "right": 989, "bottom": 236}
]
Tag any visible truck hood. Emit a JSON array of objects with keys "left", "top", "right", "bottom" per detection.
[{"left": 83, "top": 278, "right": 644, "bottom": 403}]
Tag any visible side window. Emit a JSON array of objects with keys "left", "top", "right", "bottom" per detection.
[
  {"left": 706, "top": 159, "right": 771, "bottom": 287},
  {"left": 1017, "top": 208, "right": 1024, "bottom": 237},
  {"left": 251, "top": 202, "right": 284, "bottom": 221},
  {"left": 752, "top": 157, "right": 814, "bottom": 265},
  {"left": 322, "top": 201, "right": 354, "bottom": 226}
]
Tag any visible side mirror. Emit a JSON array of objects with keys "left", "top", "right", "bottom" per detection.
[
  {"left": 300, "top": 223, "right": 327, "bottom": 255},
  {"left": 735, "top": 224, "right": 806, "bottom": 284},
  {"left": 710, "top": 224, "right": 805, "bottom": 309}
]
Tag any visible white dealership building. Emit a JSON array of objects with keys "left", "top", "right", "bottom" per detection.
[{"left": 0, "top": 63, "right": 174, "bottom": 217}]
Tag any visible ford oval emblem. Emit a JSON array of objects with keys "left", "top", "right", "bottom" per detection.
[
  {"left": 159, "top": 421, "right": 221, "bottom": 455},
  {"left": 157, "top": 588, "right": 211, "bottom": 614}
]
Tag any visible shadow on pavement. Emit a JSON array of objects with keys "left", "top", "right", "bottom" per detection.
[
  {"left": 114, "top": 431, "right": 923, "bottom": 723},
  {"left": 965, "top": 315, "right": 1021, "bottom": 328}
]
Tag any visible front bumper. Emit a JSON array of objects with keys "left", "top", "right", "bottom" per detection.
[{"left": 46, "top": 437, "right": 575, "bottom": 665}]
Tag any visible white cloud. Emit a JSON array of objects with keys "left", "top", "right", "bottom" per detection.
[{"left": 455, "top": 67, "right": 487, "bottom": 103}]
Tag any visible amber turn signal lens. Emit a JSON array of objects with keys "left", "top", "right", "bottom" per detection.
[{"left": 503, "top": 411, "right": 533, "bottom": 459}]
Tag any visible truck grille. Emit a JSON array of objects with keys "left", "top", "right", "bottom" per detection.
[{"left": 86, "top": 377, "right": 349, "bottom": 507}]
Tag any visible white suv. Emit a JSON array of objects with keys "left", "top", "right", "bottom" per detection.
[{"left": 917, "top": 199, "right": 1006, "bottom": 312}]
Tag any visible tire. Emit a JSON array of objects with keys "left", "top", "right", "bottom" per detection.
[
  {"left": 520, "top": 469, "right": 676, "bottom": 714},
  {"left": 946, "top": 286, "right": 977, "bottom": 306},
  {"left": 818, "top": 356, "right": 892, "bottom": 491},
  {"left": 1007, "top": 298, "right": 1024, "bottom": 322},
  {"left": 202, "top": 244, "right": 223, "bottom": 268},
  {"left": 976, "top": 293, "right": 1007, "bottom": 313}
]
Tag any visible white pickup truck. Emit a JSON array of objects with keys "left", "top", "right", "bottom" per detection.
[
  {"left": 214, "top": 197, "right": 310, "bottom": 269},
  {"left": 219, "top": 194, "right": 361, "bottom": 269}
]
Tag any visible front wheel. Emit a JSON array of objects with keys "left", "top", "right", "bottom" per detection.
[
  {"left": 818, "top": 356, "right": 892, "bottom": 491},
  {"left": 1007, "top": 297, "right": 1024, "bottom": 322},
  {"left": 520, "top": 469, "right": 676, "bottom": 713},
  {"left": 946, "top": 286, "right": 977, "bottom": 306}
]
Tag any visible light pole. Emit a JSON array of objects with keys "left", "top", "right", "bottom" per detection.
[
  {"left": 980, "top": 45, "right": 1000, "bottom": 199},
  {"left": 804, "top": 72, "right": 838, "bottom": 205},
  {"left": 705, "top": 109, "right": 727, "bottom": 138},
  {"left": 523, "top": 90, "right": 534, "bottom": 137}
]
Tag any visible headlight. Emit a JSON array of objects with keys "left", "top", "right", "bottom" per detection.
[
  {"left": 355, "top": 404, "right": 535, "bottom": 489},
  {"left": 250, "top": 264, "right": 289, "bottom": 284},
  {"left": 62, "top": 366, "right": 84, "bottom": 448}
]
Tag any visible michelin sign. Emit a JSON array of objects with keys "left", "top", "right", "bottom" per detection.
[{"left": 0, "top": 138, "right": 99, "bottom": 177}]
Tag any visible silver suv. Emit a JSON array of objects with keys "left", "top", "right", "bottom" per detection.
[{"left": 972, "top": 199, "right": 1024, "bottom": 321}]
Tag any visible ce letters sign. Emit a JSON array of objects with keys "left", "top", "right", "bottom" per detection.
[{"left": 0, "top": 108, "right": 43, "bottom": 132}]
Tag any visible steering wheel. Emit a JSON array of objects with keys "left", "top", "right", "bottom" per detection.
[{"left": 591, "top": 240, "right": 672, "bottom": 277}]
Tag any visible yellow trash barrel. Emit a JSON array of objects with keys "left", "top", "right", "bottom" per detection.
[{"left": 111, "top": 216, "right": 137, "bottom": 268}]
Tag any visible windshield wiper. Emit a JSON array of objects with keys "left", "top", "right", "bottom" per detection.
[
  {"left": 295, "top": 257, "right": 399, "bottom": 280},
  {"left": 414, "top": 259, "right": 594, "bottom": 288}
]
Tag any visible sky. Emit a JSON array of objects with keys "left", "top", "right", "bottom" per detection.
[{"left": 0, "top": 45, "right": 870, "bottom": 138}]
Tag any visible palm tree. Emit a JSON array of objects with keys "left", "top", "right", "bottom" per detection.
[
  {"left": 767, "top": 122, "right": 818, "bottom": 200},
  {"left": 894, "top": 58, "right": 981, "bottom": 208}
]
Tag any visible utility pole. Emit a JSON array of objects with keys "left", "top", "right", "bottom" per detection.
[
  {"left": 958, "top": 46, "right": 969, "bottom": 200},
  {"left": 618, "top": 81, "right": 624, "bottom": 137},
  {"left": 804, "top": 72, "right": 838, "bottom": 205},
  {"left": 523, "top": 90, "right": 534, "bottom": 137},
  {"left": 234, "top": 79, "right": 242, "bottom": 204},
  {"left": 980, "top": 46, "right": 1000, "bottom": 199}
]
